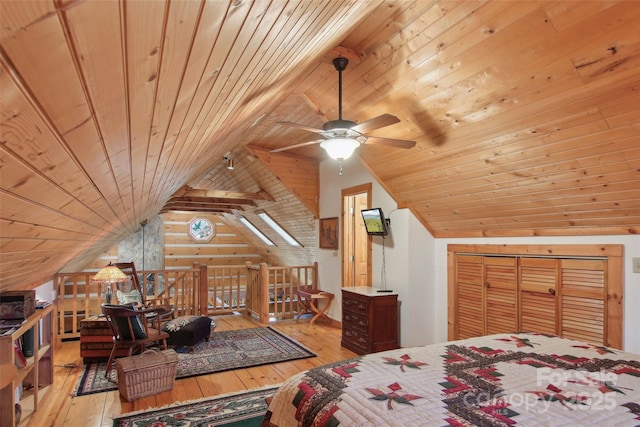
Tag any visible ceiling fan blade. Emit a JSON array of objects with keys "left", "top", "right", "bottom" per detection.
[
  {"left": 270, "top": 139, "right": 323, "bottom": 153},
  {"left": 364, "top": 136, "right": 416, "bottom": 149},
  {"left": 277, "top": 121, "right": 323, "bottom": 134},
  {"left": 351, "top": 114, "right": 400, "bottom": 134}
]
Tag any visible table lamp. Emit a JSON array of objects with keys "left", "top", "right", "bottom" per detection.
[{"left": 91, "top": 262, "right": 129, "bottom": 314}]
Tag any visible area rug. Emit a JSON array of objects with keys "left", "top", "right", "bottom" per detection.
[
  {"left": 112, "top": 385, "right": 279, "bottom": 426},
  {"left": 75, "top": 327, "right": 314, "bottom": 397}
]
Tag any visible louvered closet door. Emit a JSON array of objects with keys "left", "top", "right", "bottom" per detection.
[
  {"left": 519, "top": 258, "right": 557, "bottom": 335},
  {"left": 485, "top": 257, "right": 518, "bottom": 334},
  {"left": 560, "top": 259, "right": 606, "bottom": 345},
  {"left": 455, "top": 255, "right": 484, "bottom": 339}
]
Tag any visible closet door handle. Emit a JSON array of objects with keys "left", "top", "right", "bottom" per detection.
[
  {"left": 485, "top": 282, "right": 491, "bottom": 288},
  {"left": 548, "top": 288, "right": 556, "bottom": 296}
]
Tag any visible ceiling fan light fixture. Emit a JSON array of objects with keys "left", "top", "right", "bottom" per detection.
[
  {"left": 272, "top": 56, "right": 414, "bottom": 159},
  {"left": 320, "top": 137, "right": 361, "bottom": 160}
]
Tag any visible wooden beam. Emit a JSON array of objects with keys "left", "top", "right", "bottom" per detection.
[
  {"left": 159, "top": 207, "right": 235, "bottom": 214},
  {"left": 177, "top": 186, "right": 274, "bottom": 201},
  {"left": 162, "top": 203, "right": 245, "bottom": 211},
  {"left": 167, "top": 196, "right": 257, "bottom": 206}
]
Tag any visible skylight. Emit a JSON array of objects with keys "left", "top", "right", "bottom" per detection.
[
  {"left": 238, "top": 216, "right": 275, "bottom": 246},
  {"left": 257, "top": 211, "right": 302, "bottom": 247}
]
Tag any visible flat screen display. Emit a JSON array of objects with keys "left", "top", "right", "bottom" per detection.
[{"left": 361, "top": 207, "right": 389, "bottom": 236}]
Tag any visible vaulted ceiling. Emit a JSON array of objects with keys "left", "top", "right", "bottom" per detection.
[{"left": 1, "top": 0, "right": 638, "bottom": 291}]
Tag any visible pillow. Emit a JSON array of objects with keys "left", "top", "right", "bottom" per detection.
[
  {"left": 117, "top": 289, "right": 143, "bottom": 305},
  {"left": 162, "top": 315, "right": 202, "bottom": 332},
  {"left": 116, "top": 279, "right": 133, "bottom": 293}
]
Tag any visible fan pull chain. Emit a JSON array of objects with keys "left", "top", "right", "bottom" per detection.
[{"left": 339, "top": 159, "right": 344, "bottom": 175}]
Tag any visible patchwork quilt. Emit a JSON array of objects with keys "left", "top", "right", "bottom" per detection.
[{"left": 261, "top": 333, "right": 640, "bottom": 426}]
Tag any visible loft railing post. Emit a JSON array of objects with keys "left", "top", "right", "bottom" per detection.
[
  {"left": 313, "top": 261, "right": 318, "bottom": 290},
  {"left": 244, "top": 263, "right": 251, "bottom": 317},
  {"left": 259, "top": 262, "right": 269, "bottom": 324},
  {"left": 198, "top": 263, "right": 208, "bottom": 315},
  {"left": 244, "top": 262, "right": 256, "bottom": 318}
]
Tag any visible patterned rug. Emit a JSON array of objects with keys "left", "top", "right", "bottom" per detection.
[
  {"left": 112, "top": 385, "right": 278, "bottom": 426},
  {"left": 75, "top": 327, "right": 314, "bottom": 396}
]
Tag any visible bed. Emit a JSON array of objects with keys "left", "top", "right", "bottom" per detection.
[{"left": 261, "top": 332, "right": 640, "bottom": 426}]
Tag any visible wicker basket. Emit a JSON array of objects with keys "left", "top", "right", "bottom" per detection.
[{"left": 115, "top": 349, "right": 179, "bottom": 401}]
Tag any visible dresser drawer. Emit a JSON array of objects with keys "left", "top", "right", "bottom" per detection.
[
  {"left": 343, "top": 311, "right": 368, "bottom": 333},
  {"left": 341, "top": 328, "right": 369, "bottom": 351},
  {"left": 343, "top": 296, "right": 368, "bottom": 315}
]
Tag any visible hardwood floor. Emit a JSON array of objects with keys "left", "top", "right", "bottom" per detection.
[{"left": 24, "top": 314, "right": 354, "bottom": 427}]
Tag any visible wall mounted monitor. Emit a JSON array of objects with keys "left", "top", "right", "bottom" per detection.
[{"left": 361, "top": 207, "right": 389, "bottom": 236}]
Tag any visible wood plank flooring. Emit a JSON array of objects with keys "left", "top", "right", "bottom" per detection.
[{"left": 22, "top": 314, "right": 355, "bottom": 427}]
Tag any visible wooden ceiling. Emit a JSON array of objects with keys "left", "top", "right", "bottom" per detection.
[{"left": 1, "top": 1, "right": 638, "bottom": 291}]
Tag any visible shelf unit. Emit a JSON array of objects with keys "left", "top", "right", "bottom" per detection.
[{"left": 0, "top": 304, "right": 54, "bottom": 427}]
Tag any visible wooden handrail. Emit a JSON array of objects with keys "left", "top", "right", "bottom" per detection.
[{"left": 54, "top": 262, "right": 318, "bottom": 339}]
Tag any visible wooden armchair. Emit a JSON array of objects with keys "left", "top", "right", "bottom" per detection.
[
  {"left": 114, "top": 262, "right": 175, "bottom": 323},
  {"left": 101, "top": 304, "right": 170, "bottom": 377}
]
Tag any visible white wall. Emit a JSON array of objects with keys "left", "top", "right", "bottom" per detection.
[
  {"left": 318, "top": 157, "right": 435, "bottom": 348},
  {"left": 318, "top": 156, "right": 640, "bottom": 353},
  {"left": 35, "top": 280, "right": 55, "bottom": 303}
]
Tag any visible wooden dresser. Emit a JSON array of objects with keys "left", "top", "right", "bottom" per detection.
[{"left": 341, "top": 287, "right": 399, "bottom": 355}]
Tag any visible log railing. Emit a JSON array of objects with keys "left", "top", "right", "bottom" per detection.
[
  {"left": 245, "top": 262, "right": 318, "bottom": 324},
  {"left": 55, "top": 265, "right": 207, "bottom": 340},
  {"left": 54, "top": 262, "right": 318, "bottom": 340}
]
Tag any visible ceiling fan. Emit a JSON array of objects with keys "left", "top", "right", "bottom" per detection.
[{"left": 271, "top": 57, "right": 416, "bottom": 161}]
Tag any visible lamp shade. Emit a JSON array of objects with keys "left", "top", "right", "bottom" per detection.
[
  {"left": 91, "top": 263, "right": 129, "bottom": 283},
  {"left": 320, "top": 137, "right": 360, "bottom": 160}
]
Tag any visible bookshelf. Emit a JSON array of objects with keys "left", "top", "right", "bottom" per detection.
[{"left": 0, "top": 304, "right": 54, "bottom": 427}]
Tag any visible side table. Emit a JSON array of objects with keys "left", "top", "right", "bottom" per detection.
[
  {"left": 295, "top": 289, "right": 334, "bottom": 326},
  {"left": 80, "top": 315, "right": 127, "bottom": 363}
]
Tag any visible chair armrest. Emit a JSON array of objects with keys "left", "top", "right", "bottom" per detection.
[
  {"left": 145, "top": 296, "right": 172, "bottom": 309},
  {"left": 144, "top": 297, "right": 175, "bottom": 321},
  {"left": 135, "top": 306, "right": 166, "bottom": 315},
  {"left": 135, "top": 306, "right": 167, "bottom": 329}
]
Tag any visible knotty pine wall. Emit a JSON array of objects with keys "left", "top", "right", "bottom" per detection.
[
  {"left": 84, "top": 212, "right": 265, "bottom": 273},
  {"left": 163, "top": 212, "right": 263, "bottom": 270}
]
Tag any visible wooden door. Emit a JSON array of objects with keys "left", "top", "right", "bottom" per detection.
[
  {"left": 353, "top": 194, "right": 369, "bottom": 285},
  {"left": 343, "top": 195, "right": 356, "bottom": 286},
  {"left": 448, "top": 244, "right": 622, "bottom": 348},
  {"left": 484, "top": 257, "right": 518, "bottom": 335},
  {"left": 519, "top": 257, "right": 558, "bottom": 335},
  {"left": 341, "top": 184, "right": 371, "bottom": 287},
  {"left": 559, "top": 258, "right": 606, "bottom": 345},
  {"left": 455, "top": 255, "right": 484, "bottom": 339}
]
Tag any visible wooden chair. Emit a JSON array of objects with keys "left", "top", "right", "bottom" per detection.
[
  {"left": 114, "top": 262, "right": 175, "bottom": 323},
  {"left": 101, "top": 304, "right": 170, "bottom": 377}
]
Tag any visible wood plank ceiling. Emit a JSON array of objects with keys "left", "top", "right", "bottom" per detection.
[{"left": 1, "top": 0, "right": 638, "bottom": 291}]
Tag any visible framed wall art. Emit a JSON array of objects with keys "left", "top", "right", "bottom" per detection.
[
  {"left": 319, "top": 217, "right": 339, "bottom": 249},
  {"left": 188, "top": 217, "right": 215, "bottom": 242}
]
